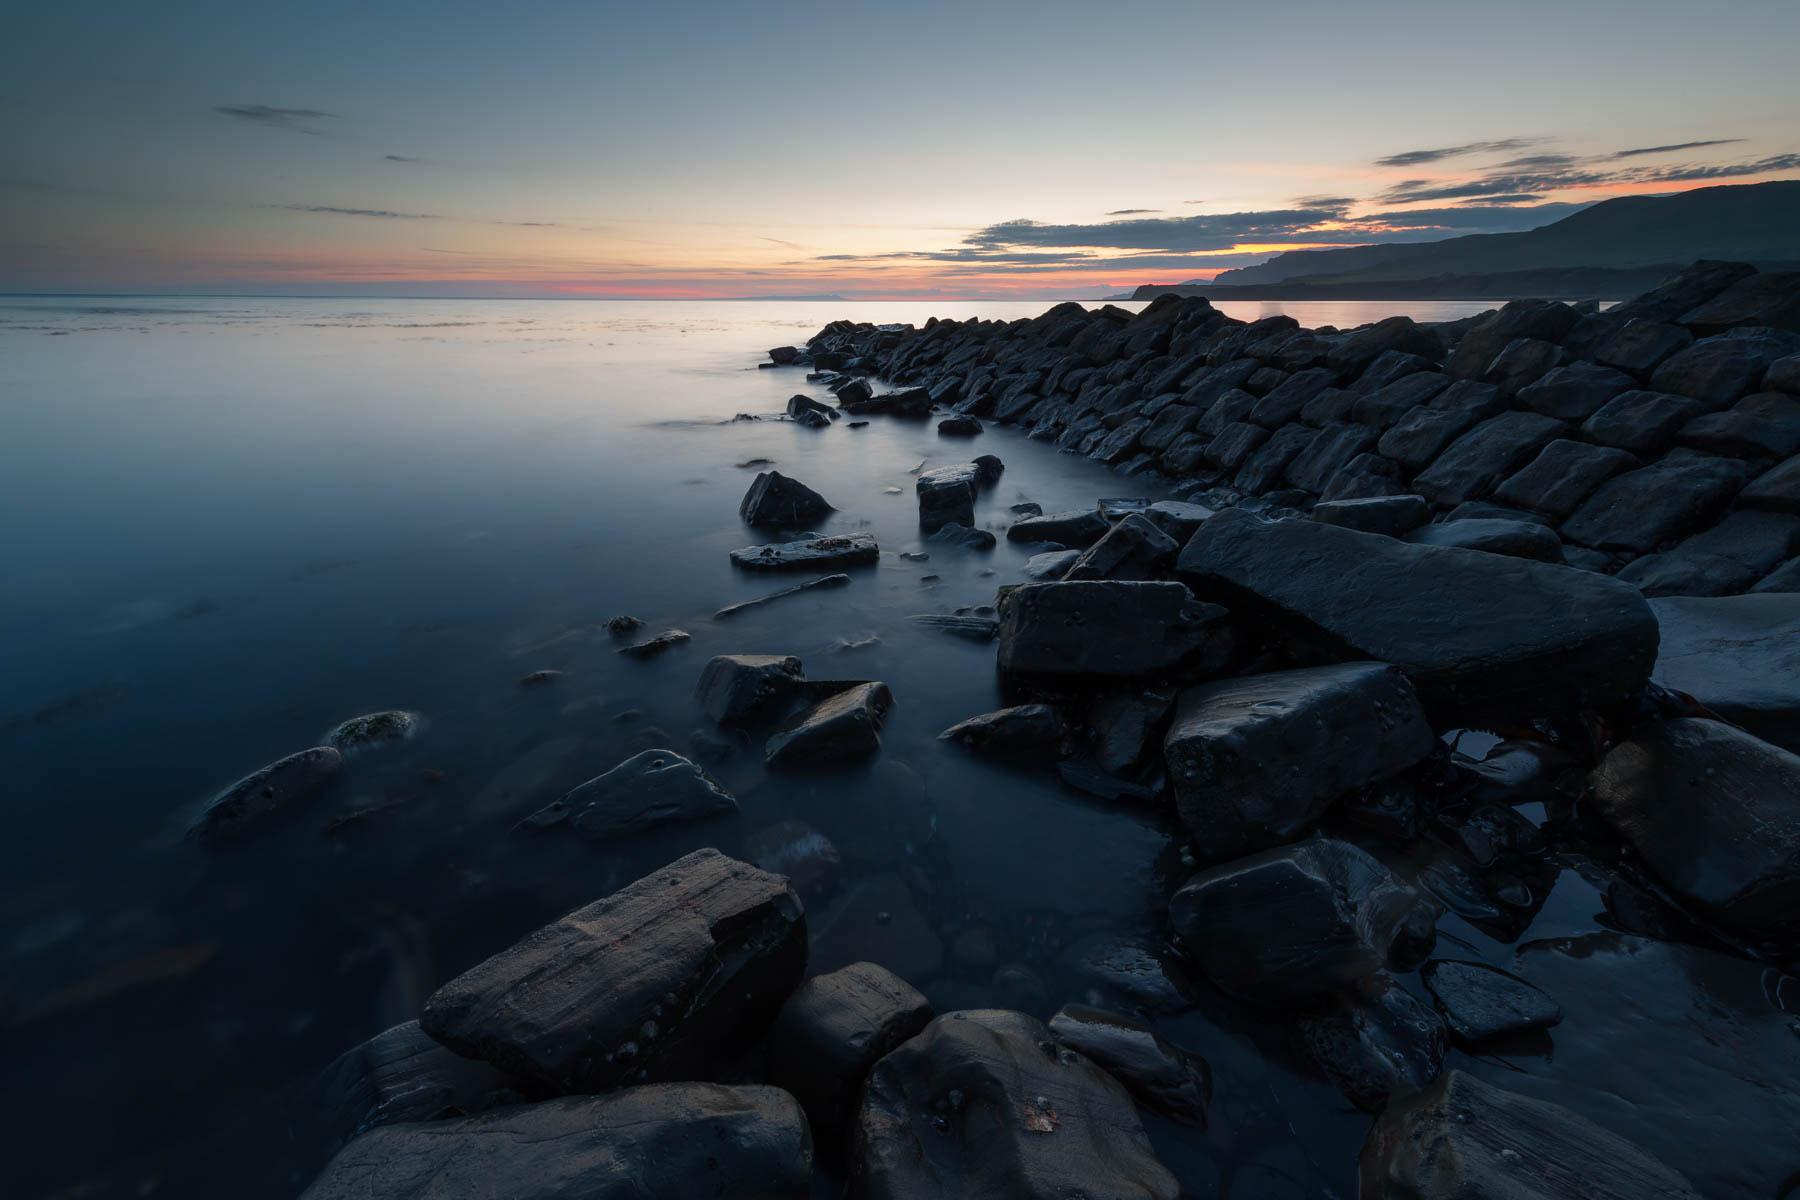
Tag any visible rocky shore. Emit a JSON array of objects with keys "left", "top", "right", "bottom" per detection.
[{"left": 278, "top": 262, "right": 1800, "bottom": 1198}]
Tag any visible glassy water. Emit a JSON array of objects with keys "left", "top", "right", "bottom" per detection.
[{"left": 2, "top": 294, "right": 1588, "bottom": 1198}]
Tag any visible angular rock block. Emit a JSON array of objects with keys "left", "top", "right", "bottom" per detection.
[
  {"left": 740, "top": 470, "right": 833, "bottom": 528},
  {"left": 1408, "top": 518, "right": 1565, "bottom": 563},
  {"left": 851, "top": 1009, "right": 1179, "bottom": 1200},
  {"left": 1562, "top": 452, "right": 1748, "bottom": 553},
  {"left": 519, "top": 748, "right": 737, "bottom": 837},
  {"left": 1411, "top": 411, "right": 1566, "bottom": 508},
  {"left": 997, "top": 581, "right": 1234, "bottom": 682},
  {"left": 299, "top": 1085, "right": 814, "bottom": 1200},
  {"left": 1312, "top": 495, "right": 1433, "bottom": 537},
  {"left": 1420, "top": 959, "right": 1561, "bottom": 1041},
  {"left": 1178, "top": 507, "right": 1659, "bottom": 721},
  {"left": 1360, "top": 1071, "right": 1700, "bottom": 1200},
  {"left": 768, "top": 962, "right": 933, "bottom": 1143},
  {"left": 1168, "top": 836, "right": 1433, "bottom": 1007},
  {"left": 697, "top": 653, "right": 806, "bottom": 728},
  {"left": 765, "top": 681, "right": 893, "bottom": 768},
  {"left": 420, "top": 849, "right": 806, "bottom": 1093},
  {"left": 1047, "top": 1005, "right": 1211, "bottom": 1130},
  {"left": 1492, "top": 439, "right": 1636, "bottom": 519},
  {"left": 1589, "top": 717, "right": 1800, "bottom": 937},
  {"left": 1062, "top": 513, "right": 1180, "bottom": 581},
  {"left": 313, "top": 1020, "right": 520, "bottom": 1156},
  {"left": 938, "top": 703, "right": 1066, "bottom": 760},
  {"left": 1650, "top": 593, "right": 1800, "bottom": 751},
  {"left": 1005, "top": 508, "right": 1111, "bottom": 548},
  {"left": 1164, "top": 663, "right": 1434, "bottom": 858},
  {"left": 1298, "top": 976, "right": 1445, "bottom": 1113}
]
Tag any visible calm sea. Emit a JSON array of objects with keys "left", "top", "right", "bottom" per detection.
[{"left": 1, "top": 294, "right": 1551, "bottom": 1197}]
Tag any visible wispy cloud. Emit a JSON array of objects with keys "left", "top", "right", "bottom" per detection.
[
  {"left": 1105, "top": 208, "right": 1159, "bottom": 215},
  {"left": 213, "top": 104, "right": 335, "bottom": 134},
  {"left": 1374, "top": 138, "right": 1544, "bottom": 167},
  {"left": 383, "top": 154, "right": 420, "bottom": 162},
  {"left": 1611, "top": 139, "right": 1742, "bottom": 159},
  {"left": 279, "top": 204, "right": 439, "bottom": 219},
  {"left": 759, "top": 235, "right": 806, "bottom": 250},
  {"left": 1377, "top": 149, "right": 1800, "bottom": 204}
]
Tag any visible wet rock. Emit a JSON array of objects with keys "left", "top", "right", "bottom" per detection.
[
  {"left": 1651, "top": 593, "right": 1800, "bottom": 751},
  {"left": 770, "top": 345, "right": 800, "bottom": 364},
  {"left": 617, "top": 628, "right": 691, "bottom": 659},
  {"left": 1376, "top": 404, "right": 1482, "bottom": 471},
  {"left": 1492, "top": 439, "right": 1636, "bottom": 519},
  {"left": 1412, "top": 411, "right": 1567, "bottom": 508},
  {"left": 907, "top": 611, "right": 999, "bottom": 641},
  {"left": 928, "top": 522, "right": 996, "bottom": 551},
  {"left": 1610, "top": 259, "right": 1756, "bottom": 323},
  {"left": 794, "top": 408, "right": 830, "bottom": 428},
  {"left": 1482, "top": 336, "right": 1568, "bottom": 396},
  {"left": 1312, "top": 494, "right": 1433, "bottom": 536},
  {"left": 786, "top": 393, "right": 835, "bottom": 421},
  {"left": 1408, "top": 518, "right": 1565, "bottom": 563},
  {"left": 1420, "top": 959, "right": 1560, "bottom": 1041},
  {"left": 1651, "top": 328, "right": 1800, "bottom": 405},
  {"left": 1680, "top": 269, "right": 1800, "bottom": 334},
  {"left": 916, "top": 462, "right": 993, "bottom": 532},
  {"left": 517, "top": 669, "right": 562, "bottom": 687},
  {"left": 1770, "top": 353, "right": 1800, "bottom": 393},
  {"left": 521, "top": 748, "right": 737, "bottom": 838},
  {"left": 1360, "top": 1070, "right": 1700, "bottom": 1200},
  {"left": 1286, "top": 422, "right": 1378, "bottom": 491},
  {"left": 1166, "top": 663, "right": 1434, "bottom": 858},
  {"left": 715, "top": 572, "right": 853, "bottom": 617},
  {"left": 1618, "top": 509, "right": 1800, "bottom": 596},
  {"left": 1580, "top": 390, "right": 1709, "bottom": 456},
  {"left": 1322, "top": 451, "right": 1408, "bottom": 501},
  {"left": 696, "top": 654, "right": 805, "bottom": 728},
  {"left": 1047, "top": 1005, "right": 1210, "bottom": 1129},
  {"left": 299, "top": 1085, "right": 814, "bottom": 1200},
  {"left": 937, "top": 415, "right": 982, "bottom": 436},
  {"left": 1006, "top": 508, "right": 1112, "bottom": 548},
  {"left": 1141, "top": 499, "right": 1213, "bottom": 542},
  {"left": 1297, "top": 976, "right": 1446, "bottom": 1113},
  {"left": 765, "top": 681, "right": 893, "bottom": 768},
  {"left": 1061, "top": 513, "right": 1178, "bottom": 582},
  {"left": 769, "top": 962, "right": 933, "bottom": 1145},
  {"left": 1742, "top": 452, "right": 1800, "bottom": 513},
  {"left": 189, "top": 746, "right": 345, "bottom": 837},
  {"left": 314, "top": 1019, "right": 521, "bottom": 1154},
  {"left": 1330, "top": 316, "right": 1444, "bottom": 372},
  {"left": 743, "top": 819, "right": 841, "bottom": 898},
  {"left": 939, "top": 703, "right": 1066, "bottom": 760},
  {"left": 1447, "top": 300, "right": 1581, "bottom": 380},
  {"left": 811, "top": 875, "right": 942, "bottom": 980},
  {"left": 740, "top": 470, "right": 833, "bottom": 528},
  {"left": 1594, "top": 318, "right": 1693, "bottom": 376},
  {"left": 851, "top": 1009, "right": 1179, "bottom": 1200},
  {"left": 1589, "top": 717, "right": 1800, "bottom": 936},
  {"left": 419, "top": 849, "right": 805, "bottom": 1093},
  {"left": 1062, "top": 936, "right": 1198, "bottom": 1014},
  {"left": 325, "top": 710, "right": 418, "bottom": 751},
  {"left": 1562, "top": 452, "right": 1748, "bottom": 553},
  {"left": 1057, "top": 760, "right": 1158, "bottom": 803},
  {"left": 1681, "top": 390, "right": 1800, "bottom": 459},
  {"left": 997, "top": 581, "right": 1234, "bottom": 682},
  {"left": 1178, "top": 508, "right": 1659, "bottom": 721},
  {"left": 1169, "top": 836, "right": 1434, "bottom": 1007},
  {"left": 731, "top": 533, "right": 880, "bottom": 571},
  {"left": 1085, "top": 689, "right": 1175, "bottom": 777},
  {"left": 1515, "top": 360, "right": 1635, "bottom": 419},
  {"left": 1021, "top": 549, "right": 1081, "bottom": 580},
  {"left": 605, "top": 614, "right": 644, "bottom": 637}
]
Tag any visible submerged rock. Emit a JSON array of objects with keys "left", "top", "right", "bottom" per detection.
[
  {"left": 714, "top": 572, "right": 852, "bottom": 618},
  {"left": 299, "top": 1085, "right": 814, "bottom": 1200},
  {"left": 617, "top": 628, "right": 691, "bottom": 659},
  {"left": 1361, "top": 1070, "right": 1700, "bottom": 1199},
  {"left": 1297, "top": 976, "right": 1446, "bottom": 1113},
  {"left": 1420, "top": 959, "right": 1561, "bottom": 1041},
  {"left": 1588, "top": 717, "right": 1800, "bottom": 937},
  {"left": 1650, "top": 593, "right": 1800, "bottom": 752},
  {"left": 731, "top": 533, "right": 879, "bottom": 572},
  {"left": 1169, "top": 836, "right": 1434, "bottom": 1007},
  {"left": 809, "top": 874, "right": 943, "bottom": 981},
  {"left": 928, "top": 522, "right": 997, "bottom": 551},
  {"left": 765, "top": 681, "right": 893, "bottom": 768},
  {"left": 1178, "top": 507, "right": 1658, "bottom": 721},
  {"left": 851, "top": 1009, "right": 1180, "bottom": 1200},
  {"left": 604, "top": 614, "right": 644, "bottom": 637},
  {"left": 938, "top": 703, "right": 1065, "bottom": 760},
  {"left": 517, "top": 669, "right": 562, "bottom": 687},
  {"left": 742, "top": 819, "right": 841, "bottom": 898},
  {"left": 419, "top": 849, "right": 805, "bottom": 1093},
  {"left": 189, "top": 746, "right": 345, "bottom": 837},
  {"left": 1164, "top": 663, "right": 1435, "bottom": 859},
  {"left": 696, "top": 653, "right": 806, "bottom": 728},
  {"left": 325, "top": 710, "right": 419, "bottom": 751},
  {"left": 520, "top": 748, "right": 737, "bottom": 838},
  {"left": 1047, "top": 1004, "right": 1211, "bottom": 1130},
  {"left": 768, "top": 962, "right": 933, "bottom": 1144},
  {"left": 997, "top": 580, "right": 1234, "bottom": 682},
  {"left": 1005, "top": 508, "right": 1111, "bottom": 548},
  {"left": 907, "top": 611, "right": 999, "bottom": 641}
]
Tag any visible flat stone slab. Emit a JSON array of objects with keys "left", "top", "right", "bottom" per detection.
[
  {"left": 1651, "top": 593, "right": 1800, "bottom": 750},
  {"left": 765, "top": 681, "right": 893, "bottom": 768},
  {"left": 1420, "top": 959, "right": 1561, "bottom": 1041},
  {"left": 997, "top": 580, "right": 1234, "bottom": 682},
  {"left": 299, "top": 1085, "right": 813, "bottom": 1200},
  {"left": 730, "top": 533, "right": 878, "bottom": 571},
  {"left": 420, "top": 849, "right": 805, "bottom": 1093},
  {"left": 1563, "top": 452, "right": 1749, "bottom": 553},
  {"left": 1178, "top": 507, "right": 1659, "bottom": 722}
]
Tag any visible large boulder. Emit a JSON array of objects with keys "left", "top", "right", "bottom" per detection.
[
  {"left": 299, "top": 1085, "right": 814, "bottom": 1200},
  {"left": 1680, "top": 269, "right": 1800, "bottom": 334},
  {"left": 1492, "top": 439, "right": 1636, "bottom": 519},
  {"left": 1177, "top": 507, "right": 1659, "bottom": 721},
  {"left": 997, "top": 581, "right": 1235, "bottom": 682},
  {"left": 1562, "top": 452, "right": 1748, "bottom": 553},
  {"left": 1168, "top": 836, "right": 1434, "bottom": 1007},
  {"left": 189, "top": 746, "right": 344, "bottom": 838},
  {"left": 1360, "top": 1070, "right": 1700, "bottom": 1200},
  {"left": 1608, "top": 259, "right": 1756, "bottom": 323},
  {"left": 1446, "top": 300, "right": 1580, "bottom": 379},
  {"left": 1164, "top": 663, "right": 1434, "bottom": 859},
  {"left": 1411, "top": 411, "right": 1566, "bottom": 508},
  {"left": 1005, "top": 508, "right": 1111, "bottom": 548},
  {"left": 740, "top": 471, "right": 832, "bottom": 528},
  {"left": 1061, "top": 513, "right": 1180, "bottom": 581},
  {"left": 420, "top": 849, "right": 806, "bottom": 1093},
  {"left": 1650, "top": 329, "right": 1800, "bottom": 405},
  {"left": 1679, "top": 390, "right": 1800, "bottom": 459},
  {"left": 697, "top": 654, "right": 806, "bottom": 727},
  {"left": 1650, "top": 593, "right": 1800, "bottom": 750},
  {"left": 1580, "top": 390, "right": 1709, "bottom": 455},
  {"left": 768, "top": 962, "right": 933, "bottom": 1145},
  {"left": 1515, "top": 361, "right": 1634, "bottom": 421},
  {"left": 520, "top": 749, "right": 737, "bottom": 837},
  {"left": 765, "top": 682, "right": 893, "bottom": 768},
  {"left": 1588, "top": 717, "right": 1800, "bottom": 937},
  {"left": 1047, "top": 1005, "right": 1211, "bottom": 1130},
  {"left": 850, "top": 1009, "right": 1179, "bottom": 1200}
]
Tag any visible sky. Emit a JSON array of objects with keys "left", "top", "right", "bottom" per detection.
[{"left": 3, "top": 0, "right": 1798, "bottom": 299}]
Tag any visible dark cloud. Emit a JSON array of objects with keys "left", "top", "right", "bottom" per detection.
[
  {"left": 1292, "top": 196, "right": 1357, "bottom": 212},
  {"left": 1378, "top": 150, "right": 1800, "bottom": 204},
  {"left": 1374, "top": 138, "right": 1544, "bottom": 167},
  {"left": 1105, "top": 208, "right": 1159, "bottom": 215},
  {"left": 1611, "top": 139, "right": 1742, "bottom": 159},
  {"left": 1498, "top": 154, "right": 1579, "bottom": 168},
  {"left": 1363, "top": 203, "right": 1589, "bottom": 229},
  {"left": 383, "top": 154, "right": 420, "bottom": 162},
  {"left": 964, "top": 210, "right": 1350, "bottom": 253},
  {"left": 1639, "top": 153, "right": 1800, "bottom": 181},
  {"left": 214, "top": 104, "right": 334, "bottom": 134},
  {"left": 279, "top": 204, "right": 438, "bottom": 219}
]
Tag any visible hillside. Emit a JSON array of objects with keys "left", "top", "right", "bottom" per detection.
[{"left": 1207, "top": 181, "right": 1800, "bottom": 288}]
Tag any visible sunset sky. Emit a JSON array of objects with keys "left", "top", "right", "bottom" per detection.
[{"left": 4, "top": 0, "right": 1798, "bottom": 298}]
